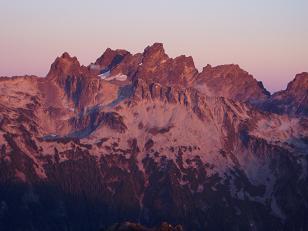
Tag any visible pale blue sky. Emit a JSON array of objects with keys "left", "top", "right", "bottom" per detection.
[{"left": 0, "top": 0, "right": 307, "bottom": 92}]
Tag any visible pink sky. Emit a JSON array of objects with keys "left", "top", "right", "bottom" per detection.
[{"left": 0, "top": 0, "right": 307, "bottom": 93}]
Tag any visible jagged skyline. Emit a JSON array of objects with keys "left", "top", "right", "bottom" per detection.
[{"left": 1, "top": 0, "right": 307, "bottom": 92}]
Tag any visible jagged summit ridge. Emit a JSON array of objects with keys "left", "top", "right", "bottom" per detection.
[
  {"left": 47, "top": 52, "right": 83, "bottom": 78},
  {"left": 93, "top": 48, "right": 130, "bottom": 73},
  {"left": 142, "top": 42, "right": 169, "bottom": 66},
  {"left": 40, "top": 42, "right": 307, "bottom": 116},
  {"left": 3, "top": 42, "right": 307, "bottom": 117}
]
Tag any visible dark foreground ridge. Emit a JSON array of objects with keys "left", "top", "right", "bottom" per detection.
[{"left": 102, "top": 222, "right": 183, "bottom": 231}]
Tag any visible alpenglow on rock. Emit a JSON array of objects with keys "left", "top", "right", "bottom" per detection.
[{"left": 0, "top": 43, "right": 308, "bottom": 231}]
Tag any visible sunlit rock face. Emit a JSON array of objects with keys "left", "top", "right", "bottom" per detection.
[
  {"left": 195, "top": 64, "right": 270, "bottom": 105},
  {"left": 0, "top": 43, "right": 307, "bottom": 231},
  {"left": 261, "top": 72, "right": 308, "bottom": 116}
]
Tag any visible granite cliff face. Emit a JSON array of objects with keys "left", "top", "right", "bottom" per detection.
[{"left": 0, "top": 43, "right": 307, "bottom": 231}]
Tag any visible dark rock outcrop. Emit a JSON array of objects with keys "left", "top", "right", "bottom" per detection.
[{"left": 103, "top": 222, "right": 183, "bottom": 231}]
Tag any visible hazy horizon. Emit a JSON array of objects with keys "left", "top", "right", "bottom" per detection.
[{"left": 1, "top": 0, "right": 307, "bottom": 92}]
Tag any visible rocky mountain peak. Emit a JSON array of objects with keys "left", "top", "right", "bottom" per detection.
[
  {"left": 94, "top": 48, "right": 130, "bottom": 73},
  {"left": 61, "top": 52, "right": 72, "bottom": 59},
  {"left": 44, "top": 52, "right": 100, "bottom": 110},
  {"left": 195, "top": 64, "right": 270, "bottom": 104},
  {"left": 286, "top": 72, "right": 308, "bottom": 93},
  {"left": 199, "top": 64, "right": 247, "bottom": 78},
  {"left": 173, "top": 55, "right": 198, "bottom": 79},
  {"left": 134, "top": 43, "right": 198, "bottom": 86},
  {"left": 262, "top": 72, "right": 308, "bottom": 116},
  {"left": 46, "top": 52, "right": 85, "bottom": 80},
  {"left": 142, "top": 42, "right": 169, "bottom": 66}
]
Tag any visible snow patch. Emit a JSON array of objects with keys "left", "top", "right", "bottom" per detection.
[
  {"left": 98, "top": 70, "right": 111, "bottom": 78},
  {"left": 99, "top": 72, "right": 128, "bottom": 82}
]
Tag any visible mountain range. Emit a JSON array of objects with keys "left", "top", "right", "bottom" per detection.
[{"left": 0, "top": 43, "right": 307, "bottom": 231}]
